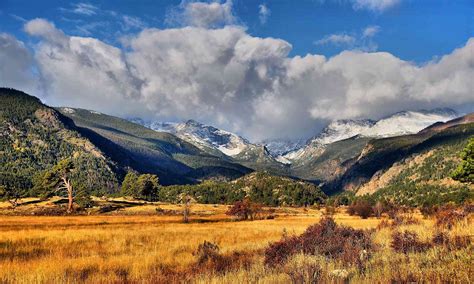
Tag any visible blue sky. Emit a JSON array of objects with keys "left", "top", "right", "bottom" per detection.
[
  {"left": 0, "top": 1, "right": 473, "bottom": 141},
  {"left": 1, "top": 0, "right": 472, "bottom": 63}
]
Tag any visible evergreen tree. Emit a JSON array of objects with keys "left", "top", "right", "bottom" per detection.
[
  {"left": 452, "top": 137, "right": 474, "bottom": 183},
  {"left": 121, "top": 172, "right": 159, "bottom": 201},
  {"left": 34, "top": 159, "right": 76, "bottom": 213},
  {"left": 121, "top": 172, "right": 139, "bottom": 197}
]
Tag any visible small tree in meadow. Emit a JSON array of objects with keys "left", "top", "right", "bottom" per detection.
[
  {"left": 226, "top": 198, "right": 263, "bottom": 221},
  {"left": 35, "top": 158, "right": 76, "bottom": 213}
]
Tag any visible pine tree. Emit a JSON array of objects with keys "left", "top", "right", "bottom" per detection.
[{"left": 452, "top": 137, "right": 474, "bottom": 183}]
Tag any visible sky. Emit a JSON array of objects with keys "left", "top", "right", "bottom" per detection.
[{"left": 0, "top": 0, "right": 473, "bottom": 141}]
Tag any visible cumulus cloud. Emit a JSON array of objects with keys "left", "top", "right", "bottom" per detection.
[
  {"left": 351, "top": 0, "right": 401, "bottom": 12},
  {"left": 166, "top": 0, "right": 236, "bottom": 28},
  {"left": 259, "top": 4, "right": 270, "bottom": 24},
  {"left": 5, "top": 17, "right": 474, "bottom": 141},
  {"left": 0, "top": 33, "right": 39, "bottom": 93}
]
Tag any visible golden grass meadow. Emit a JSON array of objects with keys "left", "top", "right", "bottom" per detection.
[{"left": 0, "top": 199, "right": 472, "bottom": 283}]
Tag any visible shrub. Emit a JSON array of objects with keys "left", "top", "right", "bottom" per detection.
[
  {"left": 435, "top": 207, "right": 467, "bottom": 229},
  {"left": 192, "top": 241, "right": 253, "bottom": 274},
  {"left": 264, "top": 235, "right": 301, "bottom": 267},
  {"left": 284, "top": 255, "right": 323, "bottom": 283},
  {"left": 432, "top": 231, "right": 471, "bottom": 250},
  {"left": 347, "top": 200, "right": 373, "bottom": 219},
  {"left": 420, "top": 204, "right": 439, "bottom": 218},
  {"left": 194, "top": 241, "right": 220, "bottom": 264},
  {"left": 391, "top": 230, "right": 431, "bottom": 254},
  {"left": 392, "top": 214, "right": 420, "bottom": 226},
  {"left": 431, "top": 231, "right": 450, "bottom": 246},
  {"left": 264, "top": 217, "right": 374, "bottom": 269}
]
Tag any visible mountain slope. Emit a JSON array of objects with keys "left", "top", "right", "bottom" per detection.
[
  {"left": 60, "top": 108, "right": 251, "bottom": 184},
  {"left": 134, "top": 118, "right": 287, "bottom": 173},
  {"left": 334, "top": 114, "right": 474, "bottom": 201},
  {"left": 0, "top": 88, "right": 119, "bottom": 195},
  {"left": 134, "top": 119, "right": 252, "bottom": 157},
  {"left": 282, "top": 108, "right": 458, "bottom": 164}
]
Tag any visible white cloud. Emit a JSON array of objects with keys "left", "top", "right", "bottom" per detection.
[
  {"left": 316, "top": 25, "right": 380, "bottom": 51},
  {"left": 122, "top": 15, "right": 146, "bottom": 31},
  {"left": 166, "top": 0, "right": 236, "bottom": 28},
  {"left": 11, "top": 18, "right": 474, "bottom": 141},
  {"left": 258, "top": 4, "right": 270, "bottom": 24},
  {"left": 24, "top": 18, "right": 68, "bottom": 47},
  {"left": 71, "top": 3, "right": 99, "bottom": 16},
  {"left": 0, "top": 33, "right": 39, "bottom": 94},
  {"left": 351, "top": 0, "right": 400, "bottom": 12},
  {"left": 315, "top": 34, "right": 356, "bottom": 46},
  {"left": 362, "top": 25, "right": 380, "bottom": 38}
]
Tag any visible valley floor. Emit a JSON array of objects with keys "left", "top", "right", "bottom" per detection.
[{"left": 0, "top": 201, "right": 472, "bottom": 283}]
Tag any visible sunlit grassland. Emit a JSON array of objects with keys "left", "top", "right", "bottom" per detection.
[{"left": 0, "top": 202, "right": 472, "bottom": 283}]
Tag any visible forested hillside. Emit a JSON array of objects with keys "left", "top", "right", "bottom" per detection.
[
  {"left": 57, "top": 107, "right": 251, "bottom": 184},
  {"left": 341, "top": 117, "right": 474, "bottom": 206},
  {"left": 0, "top": 88, "right": 119, "bottom": 197}
]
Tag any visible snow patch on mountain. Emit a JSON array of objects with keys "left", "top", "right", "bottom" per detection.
[
  {"left": 132, "top": 119, "right": 252, "bottom": 157},
  {"left": 281, "top": 108, "right": 458, "bottom": 163},
  {"left": 263, "top": 139, "right": 307, "bottom": 157}
]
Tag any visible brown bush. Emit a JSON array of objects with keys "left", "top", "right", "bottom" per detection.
[
  {"left": 391, "top": 230, "right": 431, "bottom": 254},
  {"left": 431, "top": 231, "right": 450, "bottom": 246},
  {"left": 347, "top": 200, "right": 373, "bottom": 219},
  {"left": 284, "top": 256, "right": 323, "bottom": 283},
  {"left": 392, "top": 214, "right": 420, "bottom": 226},
  {"left": 192, "top": 241, "right": 253, "bottom": 274},
  {"left": 376, "top": 219, "right": 392, "bottom": 230},
  {"left": 264, "top": 235, "right": 301, "bottom": 267},
  {"left": 420, "top": 204, "right": 439, "bottom": 218},
  {"left": 264, "top": 217, "right": 374, "bottom": 268},
  {"left": 435, "top": 207, "right": 467, "bottom": 229},
  {"left": 194, "top": 241, "right": 220, "bottom": 264},
  {"left": 432, "top": 232, "right": 471, "bottom": 250}
]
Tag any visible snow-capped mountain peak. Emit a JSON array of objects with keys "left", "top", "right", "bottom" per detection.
[
  {"left": 280, "top": 108, "right": 458, "bottom": 164},
  {"left": 133, "top": 119, "right": 252, "bottom": 157}
]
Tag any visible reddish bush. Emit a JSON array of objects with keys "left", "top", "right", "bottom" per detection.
[
  {"left": 226, "top": 198, "right": 263, "bottom": 220},
  {"left": 264, "top": 217, "right": 374, "bottom": 268},
  {"left": 420, "top": 204, "right": 439, "bottom": 218},
  {"left": 391, "top": 230, "right": 431, "bottom": 254},
  {"left": 435, "top": 207, "right": 467, "bottom": 229},
  {"left": 392, "top": 214, "right": 420, "bottom": 226},
  {"left": 347, "top": 200, "right": 373, "bottom": 219},
  {"left": 431, "top": 231, "right": 450, "bottom": 246},
  {"left": 264, "top": 236, "right": 301, "bottom": 267},
  {"left": 432, "top": 232, "right": 471, "bottom": 250}
]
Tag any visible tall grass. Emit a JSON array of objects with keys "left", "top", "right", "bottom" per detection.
[{"left": 0, "top": 204, "right": 472, "bottom": 283}]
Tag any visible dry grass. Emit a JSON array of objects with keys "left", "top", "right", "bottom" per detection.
[{"left": 0, "top": 201, "right": 472, "bottom": 283}]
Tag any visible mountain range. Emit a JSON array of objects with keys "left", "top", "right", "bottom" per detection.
[
  {"left": 1, "top": 88, "right": 472, "bottom": 202},
  {"left": 133, "top": 108, "right": 459, "bottom": 166}
]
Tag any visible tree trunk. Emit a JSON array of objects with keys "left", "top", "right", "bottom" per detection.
[{"left": 62, "top": 177, "right": 73, "bottom": 213}]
